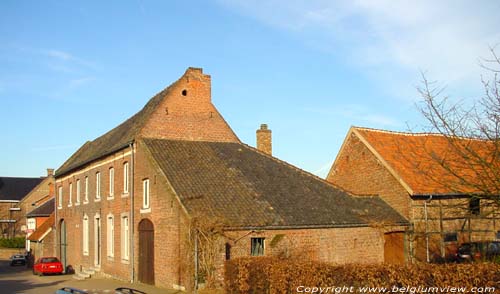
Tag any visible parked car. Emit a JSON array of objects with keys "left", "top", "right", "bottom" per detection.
[
  {"left": 33, "top": 257, "right": 64, "bottom": 275},
  {"left": 10, "top": 254, "right": 26, "bottom": 266},
  {"left": 456, "top": 241, "right": 500, "bottom": 262},
  {"left": 54, "top": 287, "right": 146, "bottom": 294}
]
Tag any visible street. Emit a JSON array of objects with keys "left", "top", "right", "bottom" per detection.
[{"left": 0, "top": 259, "right": 180, "bottom": 294}]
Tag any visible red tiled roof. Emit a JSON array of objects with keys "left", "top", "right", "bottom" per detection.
[
  {"left": 28, "top": 213, "right": 54, "bottom": 242},
  {"left": 354, "top": 127, "right": 498, "bottom": 196}
]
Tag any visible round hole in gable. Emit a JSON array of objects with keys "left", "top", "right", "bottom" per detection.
[{"left": 181, "top": 89, "right": 187, "bottom": 96}]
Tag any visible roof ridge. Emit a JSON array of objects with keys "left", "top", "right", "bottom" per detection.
[{"left": 353, "top": 126, "right": 492, "bottom": 141}]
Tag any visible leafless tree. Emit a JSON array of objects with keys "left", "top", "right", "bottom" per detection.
[{"left": 416, "top": 45, "right": 500, "bottom": 205}]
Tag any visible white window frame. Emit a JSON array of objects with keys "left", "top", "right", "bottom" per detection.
[
  {"left": 84, "top": 176, "right": 89, "bottom": 204},
  {"left": 68, "top": 182, "right": 73, "bottom": 207},
  {"left": 95, "top": 172, "right": 101, "bottom": 201},
  {"left": 76, "top": 179, "right": 81, "bottom": 205},
  {"left": 121, "top": 214, "right": 130, "bottom": 262},
  {"left": 123, "top": 162, "right": 129, "bottom": 196},
  {"left": 83, "top": 214, "right": 89, "bottom": 256},
  {"left": 107, "top": 214, "right": 114, "bottom": 258},
  {"left": 58, "top": 186, "right": 63, "bottom": 209},
  {"left": 141, "top": 179, "right": 150, "bottom": 212},
  {"left": 108, "top": 167, "right": 114, "bottom": 199}
]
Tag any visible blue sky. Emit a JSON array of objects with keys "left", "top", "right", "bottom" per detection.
[{"left": 1, "top": 0, "right": 499, "bottom": 178}]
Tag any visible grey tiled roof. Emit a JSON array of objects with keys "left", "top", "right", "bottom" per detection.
[
  {"left": 27, "top": 198, "right": 55, "bottom": 217},
  {"left": 0, "top": 177, "right": 43, "bottom": 201},
  {"left": 143, "top": 138, "right": 408, "bottom": 229},
  {"left": 55, "top": 87, "right": 169, "bottom": 177}
]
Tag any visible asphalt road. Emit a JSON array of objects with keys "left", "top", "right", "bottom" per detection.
[{"left": 0, "top": 259, "right": 180, "bottom": 294}]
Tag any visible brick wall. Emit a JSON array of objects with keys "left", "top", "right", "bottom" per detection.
[
  {"left": 327, "top": 132, "right": 411, "bottom": 218},
  {"left": 133, "top": 139, "right": 192, "bottom": 290},
  {"left": 140, "top": 68, "right": 239, "bottom": 143},
  {"left": 56, "top": 148, "right": 133, "bottom": 280}
]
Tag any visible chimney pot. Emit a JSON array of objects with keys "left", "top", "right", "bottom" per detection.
[
  {"left": 256, "top": 124, "right": 272, "bottom": 155},
  {"left": 47, "top": 168, "right": 54, "bottom": 177}
]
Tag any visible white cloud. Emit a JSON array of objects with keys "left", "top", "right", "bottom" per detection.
[
  {"left": 46, "top": 49, "right": 73, "bottom": 61},
  {"left": 218, "top": 0, "right": 500, "bottom": 97}
]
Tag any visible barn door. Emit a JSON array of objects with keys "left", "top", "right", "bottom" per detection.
[
  {"left": 138, "top": 219, "right": 155, "bottom": 285},
  {"left": 384, "top": 232, "right": 405, "bottom": 264}
]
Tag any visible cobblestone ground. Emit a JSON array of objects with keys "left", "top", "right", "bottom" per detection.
[{"left": 0, "top": 259, "right": 181, "bottom": 294}]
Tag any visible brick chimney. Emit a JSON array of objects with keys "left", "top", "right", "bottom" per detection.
[
  {"left": 47, "top": 168, "right": 54, "bottom": 177},
  {"left": 256, "top": 124, "right": 272, "bottom": 155}
]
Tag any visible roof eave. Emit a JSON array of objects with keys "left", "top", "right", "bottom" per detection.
[{"left": 55, "top": 141, "right": 134, "bottom": 178}]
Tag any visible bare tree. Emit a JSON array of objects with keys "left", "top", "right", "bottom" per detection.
[{"left": 416, "top": 45, "right": 500, "bottom": 204}]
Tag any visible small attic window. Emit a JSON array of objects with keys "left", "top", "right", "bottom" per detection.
[{"left": 181, "top": 89, "right": 187, "bottom": 96}]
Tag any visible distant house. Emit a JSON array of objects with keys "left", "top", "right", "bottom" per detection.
[
  {"left": 327, "top": 126, "right": 500, "bottom": 262},
  {"left": 26, "top": 198, "right": 55, "bottom": 257},
  {"left": 0, "top": 169, "right": 54, "bottom": 238},
  {"left": 54, "top": 68, "right": 407, "bottom": 291}
]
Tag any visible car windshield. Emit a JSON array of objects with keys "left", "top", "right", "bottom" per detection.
[
  {"left": 41, "top": 257, "right": 59, "bottom": 263},
  {"left": 12, "top": 255, "right": 24, "bottom": 258}
]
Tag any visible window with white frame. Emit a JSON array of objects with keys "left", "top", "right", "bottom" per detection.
[
  {"left": 142, "top": 179, "right": 150, "bottom": 209},
  {"left": 107, "top": 214, "right": 114, "bottom": 258},
  {"left": 96, "top": 172, "right": 101, "bottom": 200},
  {"left": 84, "top": 176, "right": 89, "bottom": 203},
  {"left": 121, "top": 215, "right": 130, "bottom": 261},
  {"left": 68, "top": 182, "right": 73, "bottom": 206},
  {"left": 83, "top": 214, "right": 89, "bottom": 255},
  {"left": 109, "top": 167, "right": 114, "bottom": 198},
  {"left": 58, "top": 186, "right": 63, "bottom": 208},
  {"left": 76, "top": 179, "right": 81, "bottom": 205},
  {"left": 123, "top": 162, "right": 129, "bottom": 194}
]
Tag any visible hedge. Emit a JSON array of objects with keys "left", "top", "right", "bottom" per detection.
[
  {"left": 225, "top": 257, "right": 500, "bottom": 294},
  {"left": 0, "top": 237, "right": 25, "bottom": 248}
]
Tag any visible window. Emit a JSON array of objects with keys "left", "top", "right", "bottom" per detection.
[
  {"left": 68, "top": 183, "right": 73, "bottom": 206},
  {"left": 83, "top": 214, "right": 89, "bottom": 255},
  {"left": 251, "top": 238, "right": 265, "bottom": 256},
  {"left": 469, "top": 197, "right": 480, "bottom": 215},
  {"left": 107, "top": 214, "right": 114, "bottom": 258},
  {"left": 95, "top": 172, "right": 101, "bottom": 200},
  {"left": 58, "top": 186, "right": 63, "bottom": 209},
  {"left": 121, "top": 215, "right": 129, "bottom": 261},
  {"left": 142, "top": 179, "right": 150, "bottom": 209},
  {"left": 496, "top": 231, "right": 500, "bottom": 240},
  {"left": 27, "top": 219, "right": 36, "bottom": 231},
  {"left": 76, "top": 179, "right": 81, "bottom": 205},
  {"left": 444, "top": 232, "right": 458, "bottom": 242},
  {"left": 84, "top": 176, "right": 89, "bottom": 203},
  {"left": 123, "top": 162, "right": 129, "bottom": 194},
  {"left": 109, "top": 167, "right": 114, "bottom": 198}
]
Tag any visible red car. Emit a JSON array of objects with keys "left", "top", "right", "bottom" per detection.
[{"left": 32, "top": 257, "right": 63, "bottom": 276}]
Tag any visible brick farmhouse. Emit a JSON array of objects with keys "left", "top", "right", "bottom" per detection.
[
  {"left": 54, "top": 68, "right": 407, "bottom": 291},
  {"left": 327, "top": 126, "right": 500, "bottom": 262},
  {"left": 0, "top": 170, "right": 54, "bottom": 239}
]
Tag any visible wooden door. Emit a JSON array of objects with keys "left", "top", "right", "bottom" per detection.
[
  {"left": 384, "top": 232, "right": 405, "bottom": 264},
  {"left": 139, "top": 219, "right": 155, "bottom": 285}
]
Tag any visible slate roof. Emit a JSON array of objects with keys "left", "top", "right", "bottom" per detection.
[
  {"left": 27, "top": 198, "right": 55, "bottom": 218},
  {"left": 143, "top": 138, "right": 408, "bottom": 229},
  {"left": 28, "top": 213, "right": 54, "bottom": 242},
  {"left": 55, "top": 86, "right": 170, "bottom": 177},
  {"left": 353, "top": 127, "right": 498, "bottom": 195},
  {"left": 0, "top": 177, "right": 44, "bottom": 201}
]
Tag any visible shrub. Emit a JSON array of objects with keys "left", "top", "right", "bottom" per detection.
[
  {"left": 0, "top": 237, "right": 25, "bottom": 248},
  {"left": 225, "top": 257, "right": 500, "bottom": 294}
]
